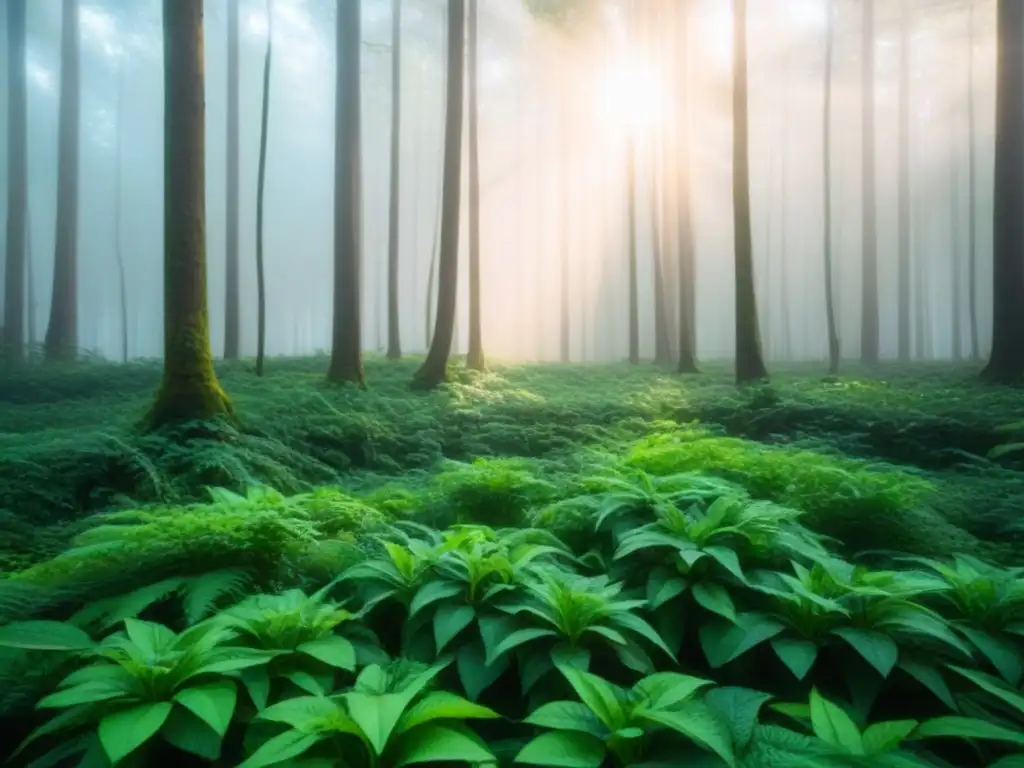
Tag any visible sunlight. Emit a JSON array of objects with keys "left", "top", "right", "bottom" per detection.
[{"left": 598, "top": 54, "right": 664, "bottom": 133}]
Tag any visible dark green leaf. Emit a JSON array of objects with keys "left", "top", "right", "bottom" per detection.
[
  {"left": 98, "top": 702, "right": 173, "bottom": 764},
  {"left": 515, "top": 731, "right": 606, "bottom": 768}
]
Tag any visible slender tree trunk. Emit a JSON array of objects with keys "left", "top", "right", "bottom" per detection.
[
  {"left": 951, "top": 154, "right": 963, "bottom": 361},
  {"left": 115, "top": 55, "right": 129, "bottom": 363},
  {"left": 733, "top": 0, "right": 768, "bottom": 384},
  {"left": 651, "top": 159, "right": 671, "bottom": 365},
  {"left": 897, "top": 0, "right": 911, "bottom": 362},
  {"left": 559, "top": 81, "right": 571, "bottom": 364},
  {"left": 676, "top": 0, "right": 698, "bottom": 373},
  {"left": 425, "top": 156, "right": 443, "bottom": 350},
  {"left": 223, "top": 0, "right": 240, "bottom": 359},
  {"left": 823, "top": 0, "right": 840, "bottom": 374},
  {"left": 26, "top": 204, "right": 35, "bottom": 350},
  {"left": 44, "top": 0, "right": 81, "bottom": 361},
  {"left": 967, "top": 0, "right": 980, "bottom": 361},
  {"left": 466, "top": 0, "right": 484, "bottom": 370},
  {"left": 627, "top": 136, "right": 639, "bottom": 365},
  {"left": 414, "top": 0, "right": 465, "bottom": 388},
  {"left": 147, "top": 0, "right": 234, "bottom": 428},
  {"left": 982, "top": 0, "right": 1024, "bottom": 380},
  {"left": 3, "top": 0, "right": 28, "bottom": 361},
  {"left": 860, "top": 0, "right": 879, "bottom": 365},
  {"left": 386, "top": 0, "right": 403, "bottom": 360},
  {"left": 255, "top": 0, "right": 273, "bottom": 376},
  {"left": 327, "top": 0, "right": 364, "bottom": 385}
]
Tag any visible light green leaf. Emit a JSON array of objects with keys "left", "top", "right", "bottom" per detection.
[
  {"left": 397, "top": 691, "right": 499, "bottom": 734},
  {"left": 258, "top": 695, "right": 351, "bottom": 734},
  {"left": 608, "top": 611, "right": 677, "bottom": 661},
  {"left": 705, "top": 686, "right": 773, "bottom": 750},
  {"left": 861, "top": 720, "right": 919, "bottom": 755},
  {"left": 584, "top": 625, "right": 629, "bottom": 647},
  {"left": 174, "top": 682, "right": 237, "bottom": 738},
  {"left": 515, "top": 731, "right": 606, "bottom": 767},
  {"left": 98, "top": 702, "right": 173, "bottom": 764},
  {"left": 160, "top": 706, "right": 223, "bottom": 760},
  {"left": 240, "top": 666, "right": 271, "bottom": 711},
  {"left": 37, "top": 682, "right": 128, "bottom": 709},
  {"left": 283, "top": 670, "right": 329, "bottom": 696},
  {"left": 237, "top": 730, "right": 324, "bottom": 768},
  {"left": 832, "top": 628, "right": 899, "bottom": 678},
  {"left": 345, "top": 691, "right": 412, "bottom": 755},
  {"left": 409, "top": 581, "right": 462, "bottom": 617},
  {"left": 809, "top": 688, "right": 863, "bottom": 755},
  {"left": 123, "top": 618, "right": 176, "bottom": 657},
  {"left": 692, "top": 582, "right": 737, "bottom": 623},
  {"left": 490, "top": 628, "right": 559, "bottom": 664},
  {"left": 0, "top": 621, "right": 95, "bottom": 651},
  {"left": 635, "top": 701, "right": 737, "bottom": 767},
  {"left": 704, "top": 546, "right": 747, "bottom": 584},
  {"left": 433, "top": 605, "right": 476, "bottom": 653},
  {"left": 557, "top": 664, "right": 629, "bottom": 731},
  {"left": 771, "top": 638, "right": 819, "bottom": 680},
  {"left": 912, "top": 716, "right": 1024, "bottom": 746},
  {"left": 456, "top": 638, "right": 509, "bottom": 701},
  {"left": 297, "top": 635, "right": 357, "bottom": 671},
  {"left": 394, "top": 723, "right": 496, "bottom": 766},
  {"left": 523, "top": 701, "right": 608, "bottom": 738},
  {"left": 646, "top": 571, "right": 687, "bottom": 609},
  {"left": 633, "top": 672, "right": 713, "bottom": 711}
]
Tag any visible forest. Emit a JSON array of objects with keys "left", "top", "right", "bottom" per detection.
[{"left": 0, "top": 0, "right": 1023, "bottom": 766}]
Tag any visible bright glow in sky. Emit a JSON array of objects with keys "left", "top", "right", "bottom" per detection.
[{"left": 599, "top": 54, "right": 664, "bottom": 133}]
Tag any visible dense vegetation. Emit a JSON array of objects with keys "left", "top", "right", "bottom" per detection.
[{"left": 0, "top": 357, "right": 1021, "bottom": 766}]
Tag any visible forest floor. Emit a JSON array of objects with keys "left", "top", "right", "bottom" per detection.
[{"left": 0, "top": 354, "right": 1021, "bottom": 573}]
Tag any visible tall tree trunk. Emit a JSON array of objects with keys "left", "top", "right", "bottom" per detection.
[
  {"left": 414, "top": 0, "right": 465, "bottom": 388},
  {"left": 3, "top": 0, "right": 28, "bottom": 361},
  {"left": 559, "top": 83, "right": 571, "bottom": 364},
  {"left": 255, "top": 0, "right": 273, "bottom": 376},
  {"left": 26, "top": 204, "right": 36, "bottom": 350},
  {"left": 386, "top": 0, "right": 403, "bottom": 360},
  {"left": 897, "top": 0, "right": 911, "bottom": 362},
  {"left": 425, "top": 153, "right": 443, "bottom": 350},
  {"left": 44, "top": 0, "right": 81, "bottom": 361},
  {"left": 967, "top": 0, "right": 980, "bottom": 361},
  {"left": 466, "top": 0, "right": 484, "bottom": 370},
  {"left": 823, "top": 0, "right": 840, "bottom": 374},
  {"left": 982, "top": 0, "right": 1024, "bottom": 380},
  {"left": 951, "top": 154, "right": 963, "bottom": 361},
  {"left": 115, "top": 55, "right": 129, "bottom": 363},
  {"left": 327, "top": 0, "right": 364, "bottom": 385},
  {"left": 778, "top": 84, "right": 791, "bottom": 362},
  {"left": 147, "top": 0, "right": 234, "bottom": 428},
  {"left": 860, "top": 0, "right": 879, "bottom": 365},
  {"left": 627, "top": 136, "right": 639, "bottom": 365},
  {"left": 675, "top": 0, "right": 698, "bottom": 374},
  {"left": 223, "top": 0, "right": 240, "bottom": 359},
  {"left": 733, "top": 0, "right": 768, "bottom": 384},
  {"left": 651, "top": 161, "right": 671, "bottom": 365}
]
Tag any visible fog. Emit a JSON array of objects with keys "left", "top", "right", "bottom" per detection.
[{"left": 0, "top": 0, "right": 998, "bottom": 363}]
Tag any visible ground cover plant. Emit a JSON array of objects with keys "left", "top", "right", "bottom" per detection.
[{"left": 0, "top": 356, "right": 1022, "bottom": 766}]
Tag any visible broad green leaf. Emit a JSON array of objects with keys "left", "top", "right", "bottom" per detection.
[
  {"left": 898, "top": 659, "right": 956, "bottom": 710},
  {"left": 959, "top": 625, "right": 1023, "bottom": 686},
  {"left": 699, "top": 613, "right": 786, "bottom": 668},
  {"left": 519, "top": 648, "right": 555, "bottom": 696},
  {"left": 237, "top": 730, "right": 324, "bottom": 768},
  {"left": 490, "top": 628, "right": 559, "bottom": 664},
  {"left": 160, "top": 706, "right": 223, "bottom": 760},
  {"left": 515, "top": 731, "right": 606, "bottom": 768},
  {"left": 456, "top": 638, "right": 509, "bottom": 701},
  {"left": 704, "top": 546, "right": 747, "bottom": 584},
  {"left": 258, "top": 696, "right": 351, "bottom": 733},
  {"left": 912, "top": 716, "right": 1024, "bottom": 745},
  {"left": 345, "top": 691, "right": 413, "bottom": 755},
  {"left": 433, "top": 605, "right": 476, "bottom": 653},
  {"left": 174, "top": 682, "right": 237, "bottom": 738},
  {"left": 705, "top": 687, "right": 773, "bottom": 750},
  {"left": 832, "top": 628, "right": 899, "bottom": 678},
  {"left": 646, "top": 571, "right": 687, "bottom": 609},
  {"left": 393, "top": 723, "right": 496, "bottom": 766},
  {"left": 297, "top": 635, "right": 357, "bottom": 671},
  {"left": 636, "top": 701, "right": 737, "bottom": 767},
  {"left": 557, "top": 664, "right": 629, "bottom": 731},
  {"left": 397, "top": 691, "right": 498, "bottom": 733},
  {"left": 240, "top": 665, "right": 271, "bottom": 711},
  {"left": 809, "top": 689, "right": 863, "bottom": 755},
  {"left": 633, "top": 672, "right": 713, "bottom": 710},
  {"left": 584, "top": 625, "right": 629, "bottom": 647},
  {"left": 524, "top": 701, "right": 608, "bottom": 738},
  {"left": 478, "top": 614, "right": 516, "bottom": 661},
  {"left": 861, "top": 720, "right": 919, "bottom": 755},
  {"left": 692, "top": 582, "right": 737, "bottom": 623},
  {"left": 771, "top": 638, "right": 818, "bottom": 680},
  {"left": 409, "top": 581, "right": 462, "bottom": 617},
  {"left": 122, "top": 618, "right": 175, "bottom": 657},
  {"left": 0, "top": 621, "right": 95, "bottom": 651},
  {"left": 98, "top": 702, "right": 173, "bottom": 764},
  {"left": 10, "top": 705, "right": 97, "bottom": 759},
  {"left": 38, "top": 682, "right": 128, "bottom": 709},
  {"left": 947, "top": 665, "right": 1024, "bottom": 718},
  {"left": 284, "top": 670, "right": 329, "bottom": 696},
  {"left": 614, "top": 638, "right": 655, "bottom": 674},
  {"left": 608, "top": 612, "right": 677, "bottom": 661}
]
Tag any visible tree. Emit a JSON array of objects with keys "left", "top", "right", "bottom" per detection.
[
  {"left": 466, "top": 0, "right": 485, "bottom": 370},
  {"left": 147, "top": 0, "right": 234, "bottom": 428},
  {"left": 115, "top": 54, "right": 129, "bottom": 363},
  {"left": 967, "top": 0, "right": 980, "bottom": 361},
  {"left": 414, "top": 0, "right": 466, "bottom": 389},
  {"left": 386, "top": 0, "right": 403, "bottom": 360},
  {"left": 897, "top": 0, "right": 911, "bottom": 362},
  {"left": 822, "top": 0, "right": 840, "bottom": 374},
  {"left": 860, "top": 0, "right": 879, "bottom": 365},
  {"left": 982, "top": 0, "right": 1024, "bottom": 381},
  {"left": 732, "top": 0, "right": 768, "bottom": 384},
  {"left": 327, "top": 0, "right": 364, "bottom": 385},
  {"left": 675, "top": 0, "right": 698, "bottom": 374},
  {"left": 2, "top": 0, "right": 28, "bottom": 361},
  {"left": 223, "top": 0, "right": 241, "bottom": 360},
  {"left": 255, "top": 0, "right": 273, "bottom": 376},
  {"left": 44, "top": 0, "right": 81, "bottom": 361}
]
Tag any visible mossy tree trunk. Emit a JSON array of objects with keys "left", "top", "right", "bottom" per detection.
[
  {"left": 466, "top": 0, "right": 485, "bottom": 371},
  {"left": 44, "top": 0, "right": 80, "bottom": 362},
  {"left": 224, "top": 0, "right": 240, "bottom": 360},
  {"left": 982, "top": 0, "right": 1024, "bottom": 381},
  {"left": 147, "top": 0, "right": 234, "bottom": 428},
  {"left": 2, "top": 0, "right": 28, "bottom": 361},
  {"left": 328, "top": 0, "right": 364, "bottom": 386},
  {"left": 860, "top": 0, "right": 879, "bottom": 365},
  {"left": 675, "top": 0, "right": 698, "bottom": 374},
  {"left": 386, "top": 0, "right": 403, "bottom": 361},
  {"left": 822, "top": 0, "right": 840, "bottom": 374},
  {"left": 968, "top": 0, "right": 980, "bottom": 362},
  {"left": 732, "top": 0, "right": 768, "bottom": 385},
  {"left": 255, "top": 0, "right": 273, "bottom": 376},
  {"left": 414, "top": 0, "right": 465, "bottom": 389}
]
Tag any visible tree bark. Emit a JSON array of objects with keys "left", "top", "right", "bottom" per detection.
[
  {"left": 951, "top": 153, "right": 963, "bottom": 361},
  {"left": 223, "top": 0, "right": 240, "bottom": 360},
  {"left": 675, "top": 0, "right": 698, "bottom": 374},
  {"left": 466, "top": 0, "right": 485, "bottom": 370},
  {"left": 414, "top": 0, "right": 465, "bottom": 389},
  {"left": 327, "top": 0, "right": 364, "bottom": 385},
  {"left": 44, "top": 0, "right": 81, "bottom": 361},
  {"left": 968, "top": 0, "right": 980, "bottom": 361},
  {"left": 823, "top": 0, "right": 840, "bottom": 374},
  {"left": 386, "top": 0, "right": 403, "bottom": 360},
  {"left": 897, "top": 0, "right": 911, "bottom": 362},
  {"left": 982, "top": 0, "right": 1024, "bottom": 380},
  {"left": 2, "top": 0, "right": 28, "bottom": 361},
  {"left": 147, "top": 0, "right": 234, "bottom": 428},
  {"left": 559, "top": 81, "right": 571, "bottom": 364},
  {"left": 860, "top": 0, "right": 879, "bottom": 365},
  {"left": 733, "top": 0, "right": 768, "bottom": 384},
  {"left": 627, "top": 135, "right": 639, "bottom": 365},
  {"left": 255, "top": 0, "right": 273, "bottom": 376},
  {"left": 115, "top": 55, "right": 129, "bottom": 363}
]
